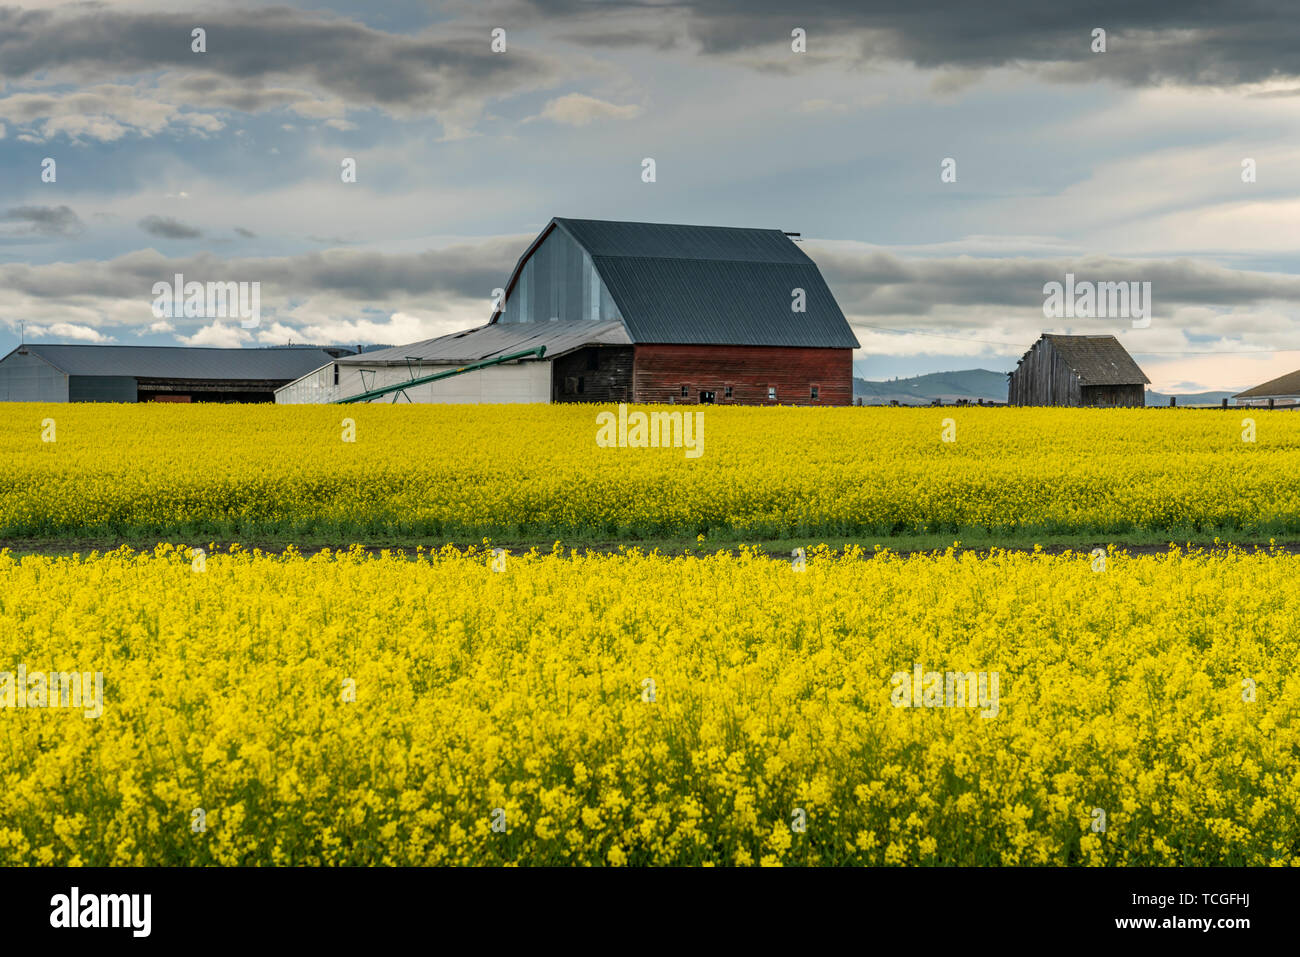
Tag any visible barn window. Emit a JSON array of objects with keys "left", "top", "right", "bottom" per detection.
[
  {"left": 724, "top": 384, "right": 733, "bottom": 399},
  {"left": 564, "top": 376, "right": 578, "bottom": 394},
  {"left": 333, "top": 364, "right": 339, "bottom": 386},
  {"left": 768, "top": 386, "right": 777, "bottom": 401},
  {"left": 577, "top": 376, "right": 585, "bottom": 394},
  {"left": 810, "top": 385, "right": 820, "bottom": 400},
  {"left": 681, "top": 385, "right": 688, "bottom": 397}
]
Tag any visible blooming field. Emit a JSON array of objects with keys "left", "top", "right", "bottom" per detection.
[
  {"left": 1, "top": 544, "right": 1295, "bottom": 866},
  {"left": 2, "top": 404, "right": 1299, "bottom": 541}
]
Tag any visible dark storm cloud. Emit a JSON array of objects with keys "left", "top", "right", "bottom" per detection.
[
  {"left": 0, "top": 4, "right": 570, "bottom": 113},
  {"left": 495, "top": 0, "right": 1300, "bottom": 87},
  {"left": 0, "top": 205, "right": 84, "bottom": 238},
  {"left": 0, "top": 238, "right": 528, "bottom": 305},
  {"left": 809, "top": 247, "right": 1300, "bottom": 318},
  {"left": 139, "top": 216, "right": 203, "bottom": 240},
  {"left": 3, "top": 238, "right": 1299, "bottom": 321}
]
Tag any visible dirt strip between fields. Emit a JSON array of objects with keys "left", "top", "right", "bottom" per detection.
[{"left": 6, "top": 539, "right": 1300, "bottom": 559}]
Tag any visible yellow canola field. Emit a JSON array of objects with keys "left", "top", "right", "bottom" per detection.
[
  {"left": 2, "top": 404, "right": 1299, "bottom": 540},
  {"left": 1, "top": 544, "right": 1295, "bottom": 866}
]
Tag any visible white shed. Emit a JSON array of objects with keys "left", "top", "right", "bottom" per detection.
[{"left": 275, "top": 319, "right": 631, "bottom": 405}]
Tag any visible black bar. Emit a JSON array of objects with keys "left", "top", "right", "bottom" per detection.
[{"left": 7, "top": 865, "right": 1288, "bottom": 945}]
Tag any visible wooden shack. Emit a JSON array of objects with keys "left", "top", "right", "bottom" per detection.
[{"left": 1007, "top": 334, "right": 1148, "bottom": 407}]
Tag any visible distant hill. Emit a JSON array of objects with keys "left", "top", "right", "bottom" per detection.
[
  {"left": 852, "top": 370, "right": 1242, "bottom": 407},
  {"left": 1145, "top": 390, "right": 1237, "bottom": 407},
  {"left": 854, "top": 369, "right": 1008, "bottom": 405}
]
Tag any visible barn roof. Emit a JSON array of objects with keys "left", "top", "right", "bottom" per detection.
[
  {"left": 557, "top": 218, "right": 807, "bottom": 263},
  {"left": 338, "top": 319, "right": 631, "bottom": 366},
  {"left": 493, "top": 217, "right": 860, "bottom": 349},
  {"left": 1233, "top": 368, "right": 1300, "bottom": 399},
  {"left": 6, "top": 343, "right": 342, "bottom": 380},
  {"left": 1037, "top": 334, "right": 1149, "bottom": 385}
]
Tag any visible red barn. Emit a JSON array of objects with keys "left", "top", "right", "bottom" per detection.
[{"left": 287, "top": 217, "right": 858, "bottom": 406}]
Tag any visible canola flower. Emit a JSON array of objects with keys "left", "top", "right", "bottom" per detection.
[
  {"left": 2, "top": 404, "right": 1299, "bottom": 540},
  {"left": 0, "top": 543, "right": 1295, "bottom": 866}
]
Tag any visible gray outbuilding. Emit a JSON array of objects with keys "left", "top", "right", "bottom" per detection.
[
  {"left": 1233, "top": 369, "right": 1300, "bottom": 408},
  {"left": 1007, "top": 334, "right": 1149, "bottom": 407},
  {"left": 0, "top": 343, "right": 351, "bottom": 402}
]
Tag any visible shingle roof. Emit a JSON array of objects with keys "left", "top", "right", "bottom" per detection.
[
  {"left": 338, "top": 319, "right": 630, "bottom": 366},
  {"left": 1234, "top": 368, "right": 1300, "bottom": 399},
  {"left": 10, "top": 344, "right": 342, "bottom": 380},
  {"left": 1041, "top": 334, "right": 1149, "bottom": 385},
  {"left": 495, "top": 218, "right": 860, "bottom": 349}
]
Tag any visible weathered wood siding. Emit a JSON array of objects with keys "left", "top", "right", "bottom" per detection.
[
  {"left": 632, "top": 345, "right": 852, "bottom": 405},
  {"left": 1008, "top": 339, "right": 1081, "bottom": 406},
  {"left": 551, "top": 346, "right": 634, "bottom": 403},
  {"left": 1079, "top": 383, "right": 1145, "bottom": 408}
]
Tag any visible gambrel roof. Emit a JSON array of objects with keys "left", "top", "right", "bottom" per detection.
[{"left": 493, "top": 217, "right": 860, "bottom": 349}]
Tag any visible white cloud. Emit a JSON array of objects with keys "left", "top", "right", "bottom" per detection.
[
  {"left": 526, "top": 93, "right": 642, "bottom": 126},
  {"left": 176, "top": 322, "right": 250, "bottom": 348},
  {"left": 261, "top": 308, "right": 475, "bottom": 346},
  {"left": 799, "top": 93, "right": 887, "bottom": 114},
  {"left": 0, "top": 85, "right": 222, "bottom": 143},
  {"left": 24, "top": 322, "right": 112, "bottom": 342}
]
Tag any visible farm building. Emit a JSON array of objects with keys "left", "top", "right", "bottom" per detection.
[
  {"left": 1233, "top": 369, "right": 1300, "bottom": 408},
  {"left": 0, "top": 343, "right": 351, "bottom": 403},
  {"left": 276, "top": 217, "right": 859, "bottom": 405},
  {"left": 1007, "top": 334, "right": 1149, "bottom": 407}
]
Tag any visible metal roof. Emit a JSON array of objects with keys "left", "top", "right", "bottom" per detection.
[
  {"left": 1234, "top": 368, "right": 1300, "bottom": 399},
  {"left": 556, "top": 217, "right": 812, "bottom": 263},
  {"left": 338, "top": 319, "right": 631, "bottom": 366},
  {"left": 1038, "top": 334, "right": 1149, "bottom": 385},
  {"left": 492, "top": 218, "right": 859, "bottom": 349},
  {"left": 593, "top": 257, "right": 855, "bottom": 348},
  {"left": 7, "top": 344, "right": 343, "bottom": 380}
]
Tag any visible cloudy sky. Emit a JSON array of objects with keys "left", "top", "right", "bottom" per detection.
[{"left": 3, "top": 0, "right": 1300, "bottom": 392}]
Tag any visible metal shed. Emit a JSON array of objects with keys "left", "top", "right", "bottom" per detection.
[
  {"left": 0, "top": 344, "right": 348, "bottom": 403},
  {"left": 1233, "top": 369, "right": 1300, "bottom": 408}
]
